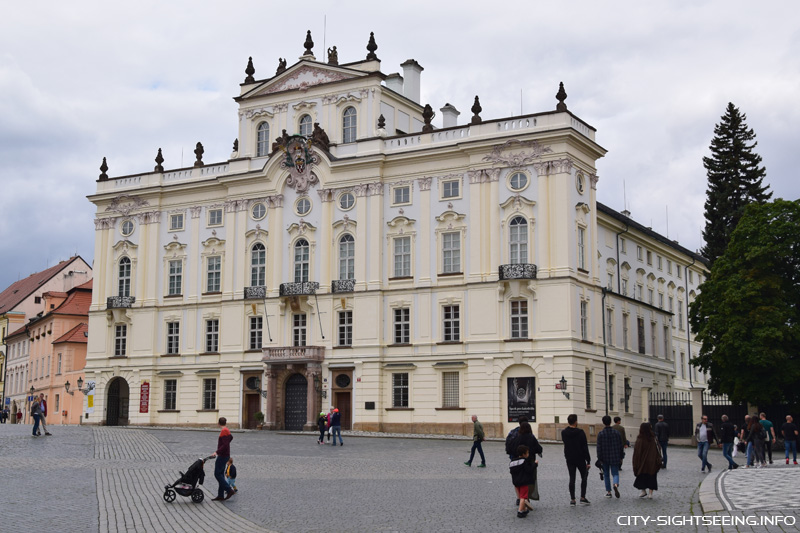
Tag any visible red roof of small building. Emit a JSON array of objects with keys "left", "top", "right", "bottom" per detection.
[
  {"left": 53, "top": 281, "right": 92, "bottom": 316},
  {"left": 6, "top": 322, "right": 29, "bottom": 339},
  {"left": 0, "top": 257, "right": 85, "bottom": 315},
  {"left": 52, "top": 323, "right": 88, "bottom": 344}
]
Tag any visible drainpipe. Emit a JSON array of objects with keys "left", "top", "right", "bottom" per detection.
[
  {"left": 601, "top": 288, "right": 609, "bottom": 416},
  {"left": 615, "top": 223, "right": 630, "bottom": 293},
  {"left": 685, "top": 258, "right": 696, "bottom": 389}
]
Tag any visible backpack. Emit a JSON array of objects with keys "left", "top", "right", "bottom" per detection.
[{"left": 505, "top": 427, "right": 520, "bottom": 456}]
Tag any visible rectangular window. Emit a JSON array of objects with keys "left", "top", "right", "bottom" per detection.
[
  {"left": 46, "top": 355, "right": 50, "bottom": 376},
  {"left": 606, "top": 308, "right": 613, "bottom": 346},
  {"left": 608, "top": 374, "right": 615, "bottom": 411},
  {"left": 578, "top": 227, "right": 586, "bottom": 270},
  {"left": 648, "top": 288, "right": 654, "bottom": 305},
  {"left": 668, "top": 296, "right": 674, "bottom": 314},
  {"left": 646, "top": 251, "right": 652, "bottom": 265},
  {"left": 57, "top": 353, "right": 62, "bottom": 375},
  {"left": 249, "top": 316, "right": 263, "bottom": 350},
  {"left": 203, "top": 378, "right": 217, "bottom": 410},
  {"left": 164, "top": 379, "right": 177, "bottom": 410},
  {"left": 637, "top": 283, "right": 643, "bottom": 301},
  {"left": 637, "top": 317, "right": 645, "bottom": 354},
  {"left": 607, "top": 273, "right": 613, "bottom": 291},
  {"left": 620, "top": 237, "right": 626, "bottom": 253},
  {"left": 651, "top": 321, "right": 657, "bottom": 356},
  {"left": 442, "top": 232, "right": 461, "bottom": 273},
  {"left": 166, "top": 322, "right": 180, "bottom": 354},
  {"left": 689, "top": 270, "right": 694, "bottom": 283},
  {"left": 624, "top": 377, "right": 631, "bottom": 413},
  {"left": 115, "top": 325, "right": 127, "bottom": 357},
  {"left": 168, "top": 260, "right": 182, "bottom": 296},
  {"left": 169, "top": 213, "right": 184, "bottom": 231},
  {"left": 338, "top": 311, "right": 353, "bottom": 347},
  {"left": 392, "top": 373, "right": 409, "bottom": 408},
  {"left": 443, "top": 305, "right": 460, "bottom": 342},
  {"left": 657, "top": 256, "right": 662, "bottom": 270},
  {"left": 680, "top": 352, "right": 686, "bottom": 379},
  {"left": 677, "top": 266, "right": 682, "bottom": 279},
  {"left": 394, "top": 308, "right": 410, "bottom": 344},
  {"left": 55, "top": 394, "right": 59, "bottom": 412},
  {"left": 585, "top": 370, "right": 593, "bottom": 409},
  {"left": 663, "top": 326, "right": 669, "bottom": 358},
  {"left": 667, "top": 260, "right": 673, "bottom": 274},
  {"left": 622, "top": 313, "right": 629, "bottom": 350},
  {"left": 637, "top": 245, "right": 643, "bottom": 261},
  {"left": 205, "top": 319, "right": 219, "bottom": 353},
  {"left": 293, "top": 314, "right": 307, "bottom": 347},
  {"left": 208, "top": 208, "right": 223, "bottom": 227},
  {"left": 659, "top": 293, "right": 664, "bottom": 309},
  {"left": 206, "top": 256, "right": 221, "bottom": 293},
  {"left": 442, "top": 372, "right": 459, "bottom": 408},
  {"left": 580, "top": 301, "right": 588, "bottom": 341},
  {"left": 678, "top": 301, "right": 684, "bottom": 330},
  {"left": 392, "top": 185, "right": 410, "bottom": 206},
  {"left": 621, "top": 279, "right": 628, "bottom": 297},
  {"left": 442, "top": 180, "right": 460, "bottom": 199},
  {"left": 393, "top": 236, "right": 411, "bottom": 277},
  {"left": 511, "top": 300, "right": 529, "bottom": 339}
]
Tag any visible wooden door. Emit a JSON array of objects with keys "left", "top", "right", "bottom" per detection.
[
  {"left": 245, "top": 394, "right": 260, "bottom": 429},
  {"left": 335, "top": 391, "right": 352, "bottom": 430}
]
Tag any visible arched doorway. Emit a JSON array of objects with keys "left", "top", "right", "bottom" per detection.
[
  {"left": 284, "top": 374, "right": 307, "bottom": 431},
  {"left": 106, "top": 377, "right": 130, "bottom": 426}
]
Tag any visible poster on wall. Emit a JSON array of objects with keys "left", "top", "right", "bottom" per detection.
[
  {"left": 139, "top": 382, "right": 150, "bottom": 413},
  {"left": 507, "top": 377, "right": 536, "bottom": 422},
  {"left": 86, "top": 381, "right": 95, "bottom": 414}
]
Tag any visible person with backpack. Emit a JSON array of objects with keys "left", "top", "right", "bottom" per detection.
[{"left": 505, "top": 415, "right": 528, "bottom": 460}]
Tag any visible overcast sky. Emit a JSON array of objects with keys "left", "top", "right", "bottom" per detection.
[{"left": 1, "top": 1, "right": 798, "bottom": 290}]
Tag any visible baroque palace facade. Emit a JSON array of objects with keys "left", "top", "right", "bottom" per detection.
[{"left": 85, "top": 33, "right": 708, "bottom": 436}]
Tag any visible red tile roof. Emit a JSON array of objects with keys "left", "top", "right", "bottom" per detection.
[
  {"left": 52, "top": 283, "right": 92, "bottom": 316},
  {"left": 6, "top": 323, "right": 29, "bottom": 339},
  {"left": 0, "top": 257, "right": 85, "bottom": 315},
  {"left": 52, "top": 323, "right": 88, "bottom": 344}
]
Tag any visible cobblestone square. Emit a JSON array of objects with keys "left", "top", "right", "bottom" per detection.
[{"left": 0, "top": 425, "right": 797, "bottom": 532}]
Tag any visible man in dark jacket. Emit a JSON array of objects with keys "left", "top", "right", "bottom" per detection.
[
  {"left": 612, "top": 417, "right": 628, "bottom": 469},
  {"left": 695, "top": 415, "right": 718, "bottom": 473},
  {"left": 562, "top": 414, "right": 591, "bottom": 506},
  {"left": 505, "top": 415, "right": 528, "bottom": 460},
  {"left": 654, "top": 415, "right": 669, "bottom": 469},
  {"left": 719, "top": 414, "right": 738, "bottom": 470},
  {"left": 596, "top": 415, "right": 622, "bottom": 498}
]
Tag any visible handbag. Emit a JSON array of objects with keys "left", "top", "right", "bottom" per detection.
[{"left": 529, "top": 482, "right": 539, "bottom": 501}]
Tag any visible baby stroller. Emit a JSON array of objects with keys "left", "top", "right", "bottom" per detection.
[{"left": 163, "top": 455, "right": 214, "bottom": 504}]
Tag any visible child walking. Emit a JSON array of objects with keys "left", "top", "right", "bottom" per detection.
[
  {"left": 317, "top": 412, "right": 327, "bottom": 444},
  {"left": 509, "top": 444, "right": 537, "bottom": 518},
  {"left": 225, "top": 457, "right": 237, "bottom": 493}
]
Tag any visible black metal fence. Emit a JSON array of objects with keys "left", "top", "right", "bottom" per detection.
[
  {"left": 649, "top": 391, "right": 693, "bottom": 438},
  {"left": 702, "top": 392, "right": 748, "bottom": 434}
]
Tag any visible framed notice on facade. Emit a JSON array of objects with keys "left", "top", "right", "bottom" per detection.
[
  {"left": 507, "top": 377, "right": 536, "bottom": 422},
  {"left": 139, "top": 382, "right": 150, "bottom": 413},
  {"left": 86, "top": 381, "right": 95, "bottom": 414}
]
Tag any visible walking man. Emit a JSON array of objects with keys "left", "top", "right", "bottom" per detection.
[
  {"left": 464, "top": 414, "right": 486, "bottom": 467},
  {"left": 782, "top": 415, "right": 799, "bottom": 465},
  {"left": 654, "top": 415, "right": 669, "bottom": 469},
  {"left": 30, "top": 396, "right": 42, "bottom": 437},
  {"left": 695, "top": 414, "right": 718, "bottom": 472},
  {"left": 596, "top": 415, "right": 622, "bottom": 498},
  {"left": 37, "top": 394, "right": 52, "bottom": 436},
  {"left": 612, "top": 417, "right": 628, "bottom": 469},
  {"left": 720, "top": 415, "right": 738, "bottom": 470},
  {"left": 210, "top": 417, "right": 234, "bottom": 501},
  {"left": 759, "top": 413, "right": 776, "bottom": 465},
  {"left": 562, "top": 414, "right": 591, "bottom": 506},
  {"left": 331, "top": 408, "right": 343, "bottom": 446}
]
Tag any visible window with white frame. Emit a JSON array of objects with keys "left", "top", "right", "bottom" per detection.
[
  {"left": 608, "top": 374, "right": 615, "bottom": 412},
  {"left": 607, "top": 272, "right": 613, "bottom": 291},
  {"left": 578, "top": 227, "right": 586, "bottom": 270},
  {"left": 509, "top": 172, "right": 528, "bottom": 191},
  {"left": 646, "top": 251, "right": 652, "bottom": 265},
  {"left": 251, "top": 243, "right": 266, "bottom": 287},
  {"left": 168, "top": 260, "right": 182, "bottom": 296},
  {"left": 208, "top": 208, "right": 223, "bottom": 227},
  {"left": 648, "top": 288, "right": 654, "bottom": 305},
  {"left": 202, "top": 378, "right": 217, "bottom": 410},
  {"left": 443, "top": 305, "right": 460, "bottom": 342},
  {"left": 663, "top": 326, "right": 669, "bottom": 358},
  {"left": 338, "top": 234, "right": 355, "bottom": 280},
  {"left": 668, "top": 296, "right": 674, "bottom": 314},
  {"left": 169, "top": 213, "right": 184, "bottom": 231},
  {"left": 338, "top": 310, "right": 352, "bottom": 347},
  {"left": 205, "top": 319, "right": 219, "bottom": 353},
  {"left": 442, "top": 371, "right": 459, "bottom": 408},
  {"left": 624, "top": 377, "right": 631, "bottom": 412},
  {"left": 115, "top": 325, "right": 127, "bottom": 357},
  {"left": 249, "top": 316, "right": 262, "bottom": 350},
  {"left": 651, "top": 321, "right": 657, "bottom": 356},
  {"left": 678, "top": 301, "right": 684, "bottom": 330},
  {"left": 580, "top": 300, "right": 588, "bottom": 341},
  {"left": 621, "top": 278, "right": 628, "bottom": 297},
  {"left": 677, "top": 266, "right": 682, "bottom": 279},
  {"left": 294, "top": 239, "right": 310, "bottom": 283},
  {"left": 441, "top": 232, "right": 461, "bottom": 274},
  {"left": 56, "top": 353, "right": 62, "bottom": 375},
  {"left": 256, "top": 122, "right": 270, "bottom": 156},
  {"left": 393, "top": 236, "right": 411, "bottom": 277},
  {"left": 118, "top": 257, "right": 131, "bottom": 297},
  {"left": 164, "top": 379, "right": 177, "bottom": 410},
  {"left": 620, "top": 237, "right": 627, "bottom": 253},
  {"left": 299, "top": 114, "right": 312, "bottom": 137},
  {"left": 251, "top": 202, "right": 266, "bottom": 220},
  {"left": 55, "top": 394, "right": 59, "bottom": 412},
  {"left": 585, "top": 370, "right": 593, "bottom": 409},
  {"left": 511, "top": 300, "right": 529, "bottom": 339},
  {"left": 689, "top": 270, "right": 694, "bottom": 283},
  {"left": 622, "top": 313, "right": 629, "bottom": 350},
  {"left": 667, "top": 260, "right": 672, "bottom": 274},
  {"left": 206, "top": 256, "right": 221, "bottom": 292},
  {"left": 606, "top": 308, "right": 614, "bottom": 345},
  {"left": 392, "top": 185, "right": 410, "bottom": 206},
  {"left": 637, "top": 317, "right": 645, "bottom": 354},
  {"left": 636, "top": 245, "right": 643, "bottom": 261},
  {"left": 338, "top": 192, "right": 355, "bottom": 211},
  {"left": 394, "top": 308, "right": 410, "bottom": 344},
  {"left": 342, "top": 107, "right": 357, "bottom": 143},
  {"left": 166, "top": 322, "right": 180, "bottom": 354},
  {"left": 46, "top": 355, "right": 50, "bottom": 376},
  {"left": 659, "top": 293, "right": 664, "bottom": 309},
  {"left": 657, "top": 255, "right": 662, "bottom": 270},
  {"left": 509, "top": 216, "right": 528, "bottom": 265},
  {"left": 293, "top": 314, "right": 307, "bottom": 347},
  {"left": 680, "top": 352, "right": 685, "bottom": 379},
  {"left": 441, "top": 179, "right": 460, "bottom": 199},
  {"left": 392, "top": 373, "right": 409, "bottom": 408},
  {"left": 637, "top": 283, "right": 643, "bottom": 301}
]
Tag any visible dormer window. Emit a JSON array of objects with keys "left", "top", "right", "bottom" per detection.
[
  {"left": 256, "top": 122, "right": 270, "bottom": 157},
  {"left": 342, "top": 107, "right": 357, "bottom": 143},
  {"left": 299, "top": 114, "right": 312, "bottom": 137}
]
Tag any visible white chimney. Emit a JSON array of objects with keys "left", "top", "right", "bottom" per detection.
[
  {"left": 440, "top": 103, "right": 460, "bottom": 128},
  {"left": 385, "top": 73, "right": 404, "bottom": 94},
  {"left": 400, "top": 59, "right": 423, "bottom": 103}
]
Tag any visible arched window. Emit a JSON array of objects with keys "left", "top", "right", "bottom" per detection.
[
  {"left": 251, "top": 243, "right": 266, "bottom": 287},
  {"left": 342, "top": 107, "right": 357, "bottom": 143},
  {"left": 118, "top": 257, "right": 131, "bottom": 297},
  {"left": 509, "top": 216, "right": 528, "bottom": 264},
  {"left": 338, "top": 234, "right": 355, "bottom": 280},
  {"left": 256, "top": 122, "right": 270, "bottom": 157},
  {"left": 299, "top": 115, "right": 312, "bottom": 137},
  {"left": 294, "top": 239, "right": 310, "bottom": 282}
]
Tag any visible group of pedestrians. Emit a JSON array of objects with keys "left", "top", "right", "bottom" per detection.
[
  {"left": 702, "top": 412, "right": 799, "bottom": 471},
  {"left": 316, "top": 406, "right": 343, "bottom": 446},
  {"left": 0, "top": 408, "right": 9, "bottom": 423},
  {"left": 30, "top": 394, "right": 52, "bottom": 437}
]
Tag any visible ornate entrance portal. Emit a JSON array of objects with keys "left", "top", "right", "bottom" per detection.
[{"left": 284, "top": 374, "right": 308, "bottom": 431}]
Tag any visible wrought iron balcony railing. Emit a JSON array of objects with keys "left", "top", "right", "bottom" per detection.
[
  {"left": 279, "top": 281, "right": 319, "bottom": 297},
  {"left": 263, "top": 346, "right": 325, "bottom": 363},
  {"left": 499, "top": 263, "right": 537, "bottom": 280},
  {"left": 107, "top": 296, "right": 135, "bottom": 308},
  {"left": 244, "top": 286, "right": 267, "bottom": 299},
  {"left": 331, "top": 279, "right": 356, "bottom": 293}
]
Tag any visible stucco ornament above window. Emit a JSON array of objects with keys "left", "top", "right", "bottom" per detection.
[
  {"left": 105, "top": 195, "right": 150, "bottom": 217},
  {"left": 482, "top": 139, "right": 553, "bottom": 168},
  {"left": 275, "top": 135, "right": 319, "bottom": 193}
]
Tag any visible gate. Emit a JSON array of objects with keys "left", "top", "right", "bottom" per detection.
[
  {"left": 702, "top": 392, "right": 748, "bottom": 432},
  {"left": 284, "top": 374, "right": 307, "bottom": 431},
  {"left": 649, "top": 391, "right": 693, "bottom": 438},
  {"left": 107, "top": 379, "right": 120, "bottom": 426}
]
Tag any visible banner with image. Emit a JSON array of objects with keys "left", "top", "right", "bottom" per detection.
[{"left": 507, "top": 377, "right": 536, "bottom": 422}]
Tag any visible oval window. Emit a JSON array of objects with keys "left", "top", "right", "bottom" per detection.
[
  {"left": 296, "top": 197, "right": 311, "bottom": 216},
  {"left": 121, "top": 219, "right": 134, "bottom": 236},
  {"left": 509, "top": 172, "right": 528, "bottom": 191},
  {"left": 251, "top": 203, "right": 267, "bottom": 220},
  {"left": 338, "top": 192, "right": 355, "bottom": 211}
]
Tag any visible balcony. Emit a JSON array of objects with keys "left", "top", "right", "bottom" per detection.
[
  {"left": 263, "top": 346, "right": 325, "bottom": 363},
  {"left": 331, "top": 279, "right": 356, "bottom": 293},
  {"left": 107, "top": 296, "right": 135, "bottom": 308},
  {"left": 499, "top": 263, "right": 537, "bottom": 280},
  {"left": 244, "top": 286, "right": 267, "bottom": 299},
  {"left": 279, "top": 281, "right": 319, "bottom": 297}
]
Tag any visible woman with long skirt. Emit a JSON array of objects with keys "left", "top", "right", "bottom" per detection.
[{"left": 632, "top": 422, "right": 662, "bottom": 499}]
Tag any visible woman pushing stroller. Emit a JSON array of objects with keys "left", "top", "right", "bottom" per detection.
[{"left": 211, "top": 417, "right": 235, "bottom": 501}]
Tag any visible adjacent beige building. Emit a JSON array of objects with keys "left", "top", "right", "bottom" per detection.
[{"left": 85, "top": 33, "right": 708, "bottom": 436}]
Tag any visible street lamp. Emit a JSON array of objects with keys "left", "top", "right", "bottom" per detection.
[
  {"left": 29, "top": 386, "right": 35, "bottom": 398},
  {"left": 624, "top": 380, "right": 632, "bottom": 400},
  {"left": 559, "top": 375, "right": 570, "bottom": 400},
  {"left": 65, "top": 378, "right": 94, "bottom": 396}
]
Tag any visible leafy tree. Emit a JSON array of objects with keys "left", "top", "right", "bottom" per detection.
[
  {"left": 701, "top": 103, "right": 771, "bottom": 265},
  {"left": 689, "top": 200, "right": 800, "bottom": 406}
]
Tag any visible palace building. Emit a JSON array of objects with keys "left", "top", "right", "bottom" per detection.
[{"left": 85, "top": 32, "right": 708, "bottom": 436}]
